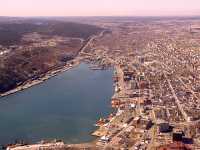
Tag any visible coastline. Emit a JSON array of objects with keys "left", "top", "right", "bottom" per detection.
[
  {"left": 0, "top": 32, "right": 98, "bottom": 98},
  {"left": 0, "top": 59, "right": 80, "bottom": 98},
  {"left": 0, "top": 30, "right": 105, "bottom": 98}
]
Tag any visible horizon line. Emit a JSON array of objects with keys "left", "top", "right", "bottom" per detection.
[{"left": 1, "top": 15, "right": 200, "bottom": 18}]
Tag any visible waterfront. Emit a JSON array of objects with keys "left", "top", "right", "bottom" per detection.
[{"left": 0, "top": 63, "right": 113, "bottom": 145}]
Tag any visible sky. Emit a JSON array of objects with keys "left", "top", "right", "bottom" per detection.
[{"left": 0, "top": 0, "right": 200, "bottom": 16}]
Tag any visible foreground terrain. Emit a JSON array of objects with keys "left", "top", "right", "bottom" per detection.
[{"left": 3, "top": 16, "right": 200, "bottom": 149}]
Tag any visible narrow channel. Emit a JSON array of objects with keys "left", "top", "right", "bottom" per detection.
[{"left": 0, "top": 63, "right": 113, "bottom": 145}]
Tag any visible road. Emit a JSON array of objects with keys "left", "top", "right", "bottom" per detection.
[{"left": 163, "top": 72, "right": 189, "bottom": 122}]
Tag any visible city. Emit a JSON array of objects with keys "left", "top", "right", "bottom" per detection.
[{"left": 3, "top": 17, "right": 200, "bottom": 150}]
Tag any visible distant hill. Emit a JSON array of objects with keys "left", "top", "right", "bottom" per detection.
[{"left": 0, "top": 19, "right": 102, "bottom": 46}]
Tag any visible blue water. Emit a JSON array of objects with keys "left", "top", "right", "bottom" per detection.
[{"left": 0, "top": 63, "right": 113, "bottom": 145}]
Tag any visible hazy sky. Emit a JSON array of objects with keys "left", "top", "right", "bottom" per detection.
[{"left": 0, "top": 0, "right": 200, "bottom": 16}]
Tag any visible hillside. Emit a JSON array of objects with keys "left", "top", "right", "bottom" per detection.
[{"left": 0, "top": 19, "right": 102, "bottom": 93}]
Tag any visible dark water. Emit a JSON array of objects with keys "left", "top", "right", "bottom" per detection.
[{"left": 0, "top": 63, "right": 113, "bottom": 145}]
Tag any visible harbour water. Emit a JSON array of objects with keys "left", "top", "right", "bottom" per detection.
[{"left": 0, "top": 63, "right": 113, "bottom": 145}]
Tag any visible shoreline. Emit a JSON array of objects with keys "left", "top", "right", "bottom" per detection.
[
  {"left": 0, "top": 59, "right": 80, "bottom": 98},
  {"left": 0, "top": 30, "right": 105, "bottom": 99}
]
